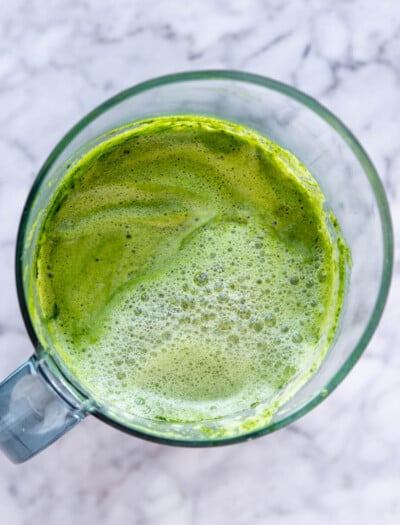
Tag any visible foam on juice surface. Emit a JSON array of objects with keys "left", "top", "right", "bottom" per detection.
[{"left": 30, "top": 116, "right": 347, "bottom": 428}]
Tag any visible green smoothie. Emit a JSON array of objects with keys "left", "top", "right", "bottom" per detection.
[{"left": 30, "top": 115, "right": 348, "bottom": 429}]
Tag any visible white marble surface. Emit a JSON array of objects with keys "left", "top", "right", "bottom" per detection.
[{"left": 0, "top": 0, "right": 399, "bottom": 523}]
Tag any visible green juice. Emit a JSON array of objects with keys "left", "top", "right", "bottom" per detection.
[{"left": 30, "top": 116, "right": 348, "bottom": 428}]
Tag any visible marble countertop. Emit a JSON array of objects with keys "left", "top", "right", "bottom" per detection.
[{"left": 1, "top": 1, "right": 399, "bottom": 523}]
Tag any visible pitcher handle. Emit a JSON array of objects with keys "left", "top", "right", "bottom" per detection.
[{"left": 0, "top": 355, "right": 86, "bottom": 463}]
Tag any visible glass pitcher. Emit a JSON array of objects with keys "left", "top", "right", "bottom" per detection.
[{"left": 0, "top": 71, "right": 393, "bottom": 463}]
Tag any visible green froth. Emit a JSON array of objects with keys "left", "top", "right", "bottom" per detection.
[{"left": 30, "top": 116, "right": 348, "bottom": 434}]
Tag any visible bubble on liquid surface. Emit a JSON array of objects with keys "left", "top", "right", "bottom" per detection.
[{"left": 66, "top": 215, "right": 336, "bottom": 423}]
